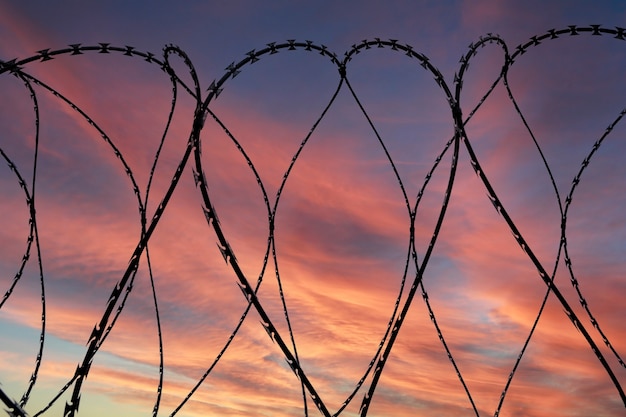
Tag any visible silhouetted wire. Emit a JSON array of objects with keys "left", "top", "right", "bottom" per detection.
[
  {"left": 340, "top": 71, "right": 436, "bottom": 415},
  {"left": 0, "top": 72, "right": 46, "bottom": 414},
  {"left": 1, "top": 24, "right": 625, "bottom": 417},
  {"left": 267, "top": 75, "right": 346, "bottom": 417},
  {"left": 142, "top": 48, "right": 184, "bottom": 417},
  {"left": 505, "top": 25, "right": 626, "bottom": 405},
  {"left": 492, "top": 51, "right": 567, "bottom": 416},
  {"left": 561, "top": 107, "right": 626, "bottom": 368},
  {"left": 0, "top": 145, "right": 37, "bottom": 417},
  {"left": 192, "top": 41, "right": 344, "bottom": 417},
  {"left": 0, "top": 44, "right": 204, "bottom": 417},
  {"left": 17, "top": 76, "right": 45, "bottom": 411},
  {"left": 167, "top": 107, "right": 275, "bottom": 417},
  {"left": 12, "top": 69, "right": 146, "bottom": 416},
  {"left": 411, "top": 34, "right": 516, "bottom": 417},
  {"left": 328, "top": 69, "right": 415, "bottom": 417},
  {"left": 343, "top": 33, "right": 517, "bottom": 416},
  {"left": 461, "top": 28, "right": 626, "bottom": 405},
  {"left": 348, "top": 42, "right": 463, "bottom": 417},
  {"left": 166, "top": 46, "right": 347, "bottom": 417},
  {"left": 0, "top": 75, "right": 36, "bottom": 311}
]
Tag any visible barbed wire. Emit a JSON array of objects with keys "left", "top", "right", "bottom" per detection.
[{"left": 1, "top": 24, "right": 625, "bottom": 416}]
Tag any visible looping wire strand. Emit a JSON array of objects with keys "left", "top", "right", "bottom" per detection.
[{"left": 0, "top": 25, "right": 624, "bottom": 416}]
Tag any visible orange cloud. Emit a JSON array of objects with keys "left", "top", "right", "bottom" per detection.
[{"left": 3, "top": 16, "right": 626, "bottom": 416}]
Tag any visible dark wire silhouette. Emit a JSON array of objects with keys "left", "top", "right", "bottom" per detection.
[{"left": 0, "top": 25, "right": 625, "bottom": 417}]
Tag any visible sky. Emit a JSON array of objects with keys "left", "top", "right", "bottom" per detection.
[{"left": 1, "top": 1, "right": 626, "bottom": 416}]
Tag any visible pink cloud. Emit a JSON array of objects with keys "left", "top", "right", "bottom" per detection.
[{"left": 3, "top": 14, "right": 626, "bottom": 416}]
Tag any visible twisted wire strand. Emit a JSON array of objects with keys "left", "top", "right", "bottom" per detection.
[
  {"left": 12, "top": 69, "right": 146, "bottom": 416},
  {"left": 0, "top": 76, "right": 36, "bottom": 311},
  {"left": 0, "top": 70, "right": 46, "bottom": 415},
  {"left": 0, "top": 43, "right": 203, "bottom": 416},
  {"left": 561, "top": 108, "right": 626, "bottom": 368},
  {"left": 167, "top": 107, "right": 275, "bottom": 417},
  {"left": 142, "top": 47, "right": 184, "bottom": 417},
  {"left": 265, "top": 76, "right": 346, "bottom": 417},
  {"left": 0, "top": 143, "right": 38, "bottom": 417}
]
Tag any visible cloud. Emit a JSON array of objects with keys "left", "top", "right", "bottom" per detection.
[{"left": 3, "top": 5, "right": 626, "bottom": 416}]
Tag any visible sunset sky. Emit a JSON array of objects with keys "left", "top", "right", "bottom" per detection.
[{"left": 1, "top": 1, "right": 626, "bottom": 416}]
